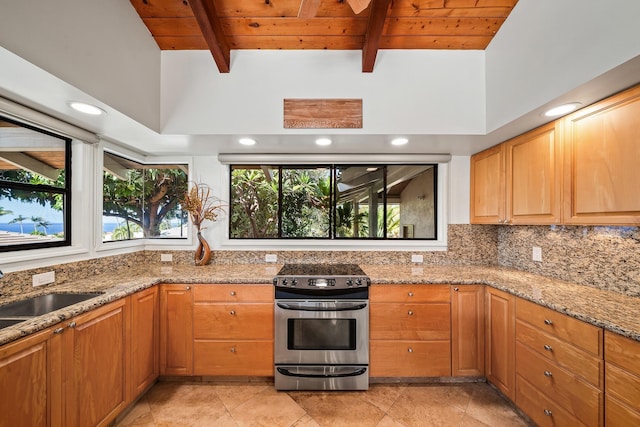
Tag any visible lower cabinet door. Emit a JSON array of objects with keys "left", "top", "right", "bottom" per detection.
[
  {"left": 516, "top": 375, "right": 586, "bottom": 427},
  {"left": 606, "top": 394, "right": 640, "bottom": 426},
  {"left": 370, "top": 340, "right": 451, "bottom": 377},
  {"left": 193, "top": 341, "right": 273, "bottom": 376}
]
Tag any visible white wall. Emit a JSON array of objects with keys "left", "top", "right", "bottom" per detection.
[
  {"left": 486, "top": 0, "right": 640, "bottom": 132},
  {"left": 0, "top": 0, "right": 161, "bottom": 130},
  {"left": 161, "top": 50, "right": 485, "bottom": 136}
]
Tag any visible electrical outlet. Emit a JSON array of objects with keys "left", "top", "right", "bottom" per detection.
[
  {"left": 532, "top": 246, "right": 542, "bottom": 262},
  {"left": 33, "top": 271, "right": 55, "bottom": 287},
  {"left": 265, "top": 254, "right": 278, "bottom": 263},
  {"left": 411, "top": 254, "right": 424, "bottom": 263},
  {"left": 161, "top": 253, "right": 173, "bottom": 262}
]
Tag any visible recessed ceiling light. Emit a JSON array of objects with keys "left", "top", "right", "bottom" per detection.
[
  {"left": 238, "top": 137, "right": 256, "bottom": 146},
  {"left": 315, "top": 138, "right": 332, "bottom": 146},
  {"left": 544, "top": 102, "right": 581, "bottom": 117},
  {"left": 69, "top": 101, "right": 105, "bottom": 116},
  {"left": 391, "top": 137, "right": 408, "bottom": 146}
]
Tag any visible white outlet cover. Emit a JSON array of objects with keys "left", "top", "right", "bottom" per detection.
[
  {"left": 33, "top": 271, "right": 55, "bottom": 287},
  {"left": 532, "top": 247, "right": 543, "bottom": 262},
  {"left": 161, "top": 253, "right": 173, "bottom": 262},
  {"left": 411, "top": 254, "right": 424, "bottom": 263},
  {"left": 265, "top": 254, "right": 278, "bottom": 263}
]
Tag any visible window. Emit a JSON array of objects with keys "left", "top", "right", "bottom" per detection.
[
  {"left": 0, "top": 115, "right": 71, "bottom": 252},
  {"left": 230, "top": 164, "right": 437, "bottom": 240},
  {"left": 102, "top": 152, "right": 188, "bottom": 242}
]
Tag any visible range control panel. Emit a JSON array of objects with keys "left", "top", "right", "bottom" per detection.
[{"left": 273, "top": 276, "right": 370, "bottom": 289}]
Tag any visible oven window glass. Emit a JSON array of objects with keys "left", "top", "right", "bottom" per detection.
[{"left": 288, "top": 319, "right": 356, "bottom": 350}]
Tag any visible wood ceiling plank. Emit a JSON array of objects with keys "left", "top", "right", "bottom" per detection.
[
  {"left": 214, "top": 0, "right": 300, "bottom": 17},
  {"left": 388, "top": 6, "right": 513, "bottom": 18},
  {"left": 221, "top": 18, "right": 367, "bottom": 36},
  {"left": 298, "top": 0, "right": 322, "bottom": 19},
  {"left": 445, "top": 0, "right": 518, "bottom": 7},
  {"left": 227, "top": 35, "right": 364, "bottom": 50},
  {"left": 129, "top": 0, "right": 194, "bottom": 18},
  {"left": 379, "top": 34, "right": 492, "bottom": 49},
  {"left": 143, "top": 17, "right": 202, "bottom": 37},
  {"left": 189, "top": 0, "right": 231, "bottom": 72},
  {"left": 362, "top": 0, "right": 392, "bottom": 72},
  {"left": 155, "top": 36, "right": 208, "bottom": 50},
  {"left": 384, "top": 17, "right": 506, "bottom": 36}
]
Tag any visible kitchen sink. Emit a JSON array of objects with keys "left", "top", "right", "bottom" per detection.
[
  {"left": 0, "top": 318, "right": 27, "bottom": 329},
  {"left": 0, "top": 292, "right": 103, "bottom": 318}
]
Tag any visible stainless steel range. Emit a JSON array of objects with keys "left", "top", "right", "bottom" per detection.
[{"left": 273, "top": 263, "right": 370, "bottom": 391}]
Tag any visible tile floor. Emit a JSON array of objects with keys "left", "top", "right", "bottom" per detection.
[{"left": 115, "top": 381, "right": 531, "bottom": 427}]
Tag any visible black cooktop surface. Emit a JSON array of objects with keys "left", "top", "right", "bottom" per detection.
[{"left": 276, "top": 263, "right": 366, "bottom": 277}]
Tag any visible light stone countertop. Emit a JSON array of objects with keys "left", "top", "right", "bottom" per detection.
[{"left": 0, "top": 263, "right": 638, "bottom": 347}]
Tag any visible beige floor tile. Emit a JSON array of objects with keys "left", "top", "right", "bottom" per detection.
[
  {"left": 375, "top": 415, "right": 407, "bottom": 427},
  {"left": 466, "top": 384, "right": 529, "bottom": 427},
  {"left": 213, "top": 383, "right": 270, "bottom": 411},
  {"left": 291, "top": 414, "right": 321, "bottom": 427},
  {"left": 116, "top": 399, "right": 153, "bottom": 426},
  {"left": 357, "top": 384, "right": 406, "bottom": 413},
  {"left": 290, "top": 390, "right": 386, "bottom": 426},
  {"left": 146, "top": 383, "right": 229, "bottom": 426},
  {"left": 230, "top": 388, "right": 306, "bottom": 427}
]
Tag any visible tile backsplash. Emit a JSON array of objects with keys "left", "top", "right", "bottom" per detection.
[{"left": 498, "top": 225, "right": 640, "bottom": 296}]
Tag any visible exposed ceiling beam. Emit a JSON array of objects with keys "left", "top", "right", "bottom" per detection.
[
  {"left": 188, "top": 0, "right": 231, "bottom": 73},
  {"left": 0, "top": 152, "right": 60, "bottom": 181},
  {"left": 103, "top": 153, "right": 129, "bottom": 181},
  {"left": 362, "top": 0, "right": 391, "bottom": 73},
  {"left": 347, "top": 0, "right": 372, "bottom": 15},
  {"left": 298, "top": 0, "right": 321, "bottom": 19}
]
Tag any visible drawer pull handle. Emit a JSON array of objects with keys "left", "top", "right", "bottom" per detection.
[
  {"left": 185, "top": 286, "right": 191, "bottom": 291},
  {"left": 543, "top": 409, "right": 553, "bottom": 417},
  {"left": 543, "top": 344, "right": 553, "bottom": 352},
  {"left": 68, "top": 321, "right": 77, "bottom": 329},
  {"left": 230, "top": 310, "right": 236, "bottom": 316},
  {"left": 408, "top": 292, "right": 414, "bottom": 297},
  {"left": 230, "top": 347, "right": 236, "bottom": 353},
  {"left": 407, "top": 310, "right": 414, "bottom": 316},
  {"left": 53, "top": 327, "right": 65, "bottom": 335},
  {"left": 453, "top": 287, "right": 459, "bottom": 292},
  {"left": 407, "top": 347, "right": 413, "bottom": 353},
  {"left": 230, "top": 291, "right": 236, "bottom": 296},
  {"left": 544, "top": 319, "right": 553, "bottom": 326},
  {"left": 544, "top": 371, "right": 553, "bottom": 377}
]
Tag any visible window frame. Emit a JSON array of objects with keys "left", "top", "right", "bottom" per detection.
[{"left": 0, "top": 115, "right": 72, "bottom": 253}]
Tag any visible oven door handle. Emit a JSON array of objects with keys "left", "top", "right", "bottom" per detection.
[
  {"left": 276, "top": 367, "right": 367, "bottom": 378},
  {"left": 276, "top": 302, "right": 367, "bottom": 312}
]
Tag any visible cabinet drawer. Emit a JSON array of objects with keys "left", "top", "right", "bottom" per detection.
[
  {"left": 370, "top": 340, "right": 451, "bottom": 377},
  {"left": 516, "top": 342, "right": 602, "bottom": 426},
  {"left": 516, "top": 319, "right": 602, "bottom": 387},
  {"left": 193, "top": 284, "right": 273, "bottom": 302},
  {"left": 605, "top": 362, "right": 640, "bottom": 412},
  {"left": 606, "top": 394, "right": 640, "bottom": 427},
  {"left": 605, "top": 330, "right": 640, "bottom": 376},
  {"left": 193, "top": 303, "right": 273, "bottom": 340},
  {"left": 516, "top": 298, "right": 602, "bottom": 356},
  {"left": 370, "top": 285, "right": 450, "bottom": 303},
  {"left": 516, "top": 376, "right": 586, "bottom": 427},
  {"left": 193, "top": 341, "right": 273, "bottom": 376},
  {"left": 370, "top": 303, "right": 451, "bottom": 340}
]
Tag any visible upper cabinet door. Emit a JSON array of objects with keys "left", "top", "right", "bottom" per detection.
[
  {"left": 563, "top": 85, "right": 640, "bottom": 225},
  {"left": 506, "top": 121, "right": 563, "bottom": 225},
  {"left": 470, "top": 144, "right": 506, "bottom": 224}
]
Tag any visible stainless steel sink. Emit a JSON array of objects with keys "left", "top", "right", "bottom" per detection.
[
  {"left": 0, "top": 318, "right": 27, "bottom": 329},
  {"left": 0, "top": 292, "right": 103, "bottom": 318}
]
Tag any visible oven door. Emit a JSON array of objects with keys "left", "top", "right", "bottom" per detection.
[{"left": 274, "top": 299, "right": 369, "bottom": 366}]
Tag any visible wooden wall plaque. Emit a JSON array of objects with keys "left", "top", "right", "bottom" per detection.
[{"left": 283, "top": 99, "right": 363, "bottom": 129}]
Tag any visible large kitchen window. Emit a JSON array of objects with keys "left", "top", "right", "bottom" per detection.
[
  {"left": 0, "top": 115, "right": 71, "bottom": 252},
  {"left": 230, "top": 164, "right": 437, "bottom": 240},
  {"left": 102, "top": 152, "right": 188, "bottom": 242}
]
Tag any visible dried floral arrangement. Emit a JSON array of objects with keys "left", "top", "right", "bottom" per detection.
[{"left": 181, "top": 182, "right": 224, "bottom": 232}]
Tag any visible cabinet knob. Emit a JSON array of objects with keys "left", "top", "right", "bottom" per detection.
[
  {"left": 543, "top": 344, "right": 553, "bottom": 352},
  {"left": 230, "top": 310, "right": 236, "bottom": 316},
  {"left": 408, "top": 292, "right": 413, "bottom": 297},
  {"left": 185, "top": 286, "right": 191, "bottom": 291},
  {"left": 230, "top": 291, "right": 236, "bottom": 296},
  {"left": 453, "top": 287, "right": 459, "bottom": 292},
  {"left": 53, "top": 327, "right": 65, "bottom": 335},
  {"left": 230, "top": 346, "right": 236, "bottom": 353},
  {"left": 68, "top": 321, "right": 77, "bottom": 329},
  {"left": 544, "top": 370, "right": 553, "bottom": 377},
  {"left": 544, "top": 319, "right": 553, "bottom": 326},
  {"left": 407, "top": 310, "right": 414, "bottom": 316},
  {"left": 407, "top": 347, "right": 413, "bottom": 353},
  {"left": 543, "top": 409, "right": 553, "bottom": 417}
]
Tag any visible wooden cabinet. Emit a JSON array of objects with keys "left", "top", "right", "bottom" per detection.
[
  {"left": 129, "top": 286, "right": 158, "bottom": 398},
  {"left": 470, "top": 144, "right": 505, "bottom": 224},
  {"left": 604, "top": 330, "right": 640, "bottom": 425},
  {"left": 485, "top": 287, "right": 515, "bottom": 400},
  {"left": 192, "top": 284, "right": 273, "bottom": 376},
  {"left": 505, "top": 121, "right": 563, "bottom": 224},
  {"left": 159, "top": 284, "right": 193, "bottom": 375},
  {"left": 515, "top": 298, "right": 603, "bottom": 426},
  {"left": 0, "top": 326, "right": 63, "bottom": 427},
  {"left": 451, "top": 285, "right": 484, "bottom": 377},
  {"left": 370, "top": 284, "right": 451, "bottom": 377},
  {"left": 64, "top": 298, "right": 129, "bottom": 427},
  {"left": 563, "top": 84, "right": 640, "bottom": 225}
]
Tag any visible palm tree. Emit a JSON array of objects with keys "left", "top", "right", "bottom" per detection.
[
  {"left": 9, "top": 215, "right": 28, "bottom": 234},
  {"left": 0, "top": 207, "right": 13, "bottom": 217},
  {"left": 30, "top": 216, "right": 44, "bottom": 233},
  {"left": 36, "top": 219, "right": 52, "bottom": 235}
]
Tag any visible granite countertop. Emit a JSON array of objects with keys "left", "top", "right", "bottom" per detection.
[{"left": 0, "top": 263, "right": 638, "bottom": 347}]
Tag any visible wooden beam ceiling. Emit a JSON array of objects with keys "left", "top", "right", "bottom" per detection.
[
  {"left": 188, "top": 0, "right": 231, "bottom": 73},
  {"left": 362, "top": 0, "right": 391, "bottom": 72}
]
